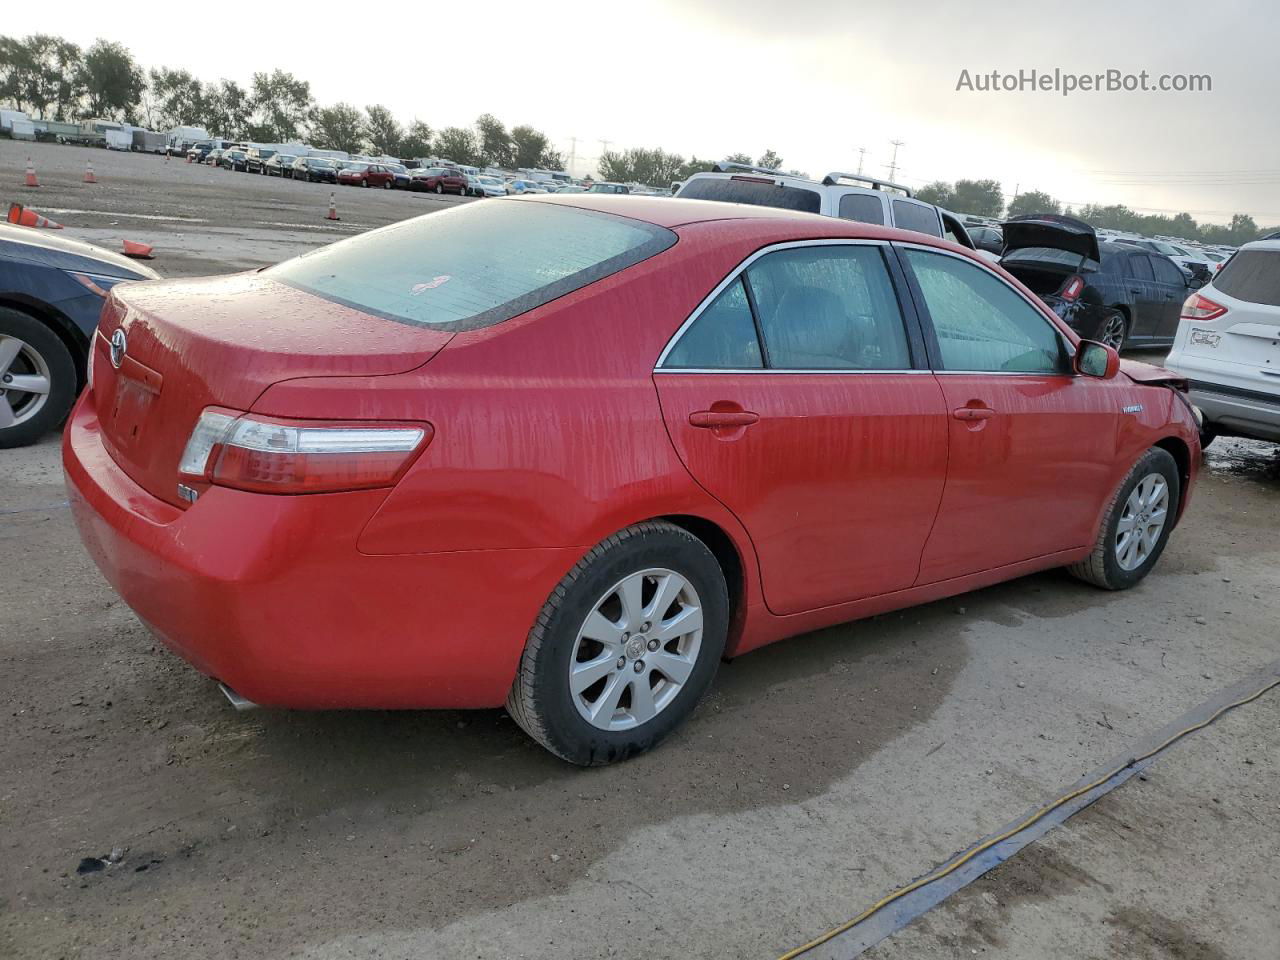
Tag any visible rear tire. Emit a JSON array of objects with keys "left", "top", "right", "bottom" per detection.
[
  {"left": 506, "top": 521, "right": 729, "bottom": 765},
  {"left": 1068, "top": 447, "right": 1180, "bottom": 590},
  {"left": 1098, "top": 311, "right": 1127, "bottom": 352},
  {"left": 0, "top": 308, "right": 77, "bottom": 449},
  {"left": 435, "top": 183, "right": 444, "bottom": 194}
]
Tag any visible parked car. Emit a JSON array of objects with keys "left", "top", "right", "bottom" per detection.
[
  {"left": 205, "top": 148, "right": 225, "bottom": 167},
  {"left": 220, "top": 149, "right": 249, "bottom": 172},
  {"left": 677, "top": 163, "right": 977, "bottom": 250},
  {"left": 264, "top": 154, "right": 296, "bottom": 177},
  {"left": 555, "top": 184, "right": 587, "bottom": 194},
  {"left": 337, "top": 162, "right": 397, "bottom": 189},
  {"left": 505, "top": 178, "right": 548, "bottom": 195},
  {"left": 0, "top": 223, "right": 160, "bottom": 447},
  {"left": 245, "top": 148, "right": 277, "bottom": 175},
  {"left": 969, "top": 224, "right": 1003, "bottom": 255},
  {"left": 999, "top": 215, "right": 1190, "bottom": 351},
  {"left": 588, "top": 181, "right": 631, "bottom": 194},
  {"left": 292, "top": 156, "right": 340, "bottom": 183},
  {"left": 186, "top": 141, "right": 214, "bottom": 164},
  {"left": 62, "top": 196, "right": 1198, "bottom": 764},
  {"left": 409, "top": 166, "right": 468, "bottom": 195},
  {"left": 467, "top": 174, "right": 507, "bottom": 198},
  {"left": 382, "top": 162, "right": 413, "bottom": 189},
  {"left": 1165, "top": 238, "right": 1280, "bottom": 447},
  {"left": 1114, "top": 237, "right": 1210, "bottom": 285}
]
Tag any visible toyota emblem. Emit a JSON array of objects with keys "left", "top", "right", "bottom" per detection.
[{"left": 109, "top": 328, "right": 127, "bottom": 368}]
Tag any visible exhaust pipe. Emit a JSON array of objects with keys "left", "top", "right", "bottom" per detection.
[{"left": 218, "top": 682, "right": 259, "bottom": 711}]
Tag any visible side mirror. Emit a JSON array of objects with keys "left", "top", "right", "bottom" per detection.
[{"left": 1075, "top": 340, "right": 1120, "bottom": 379}]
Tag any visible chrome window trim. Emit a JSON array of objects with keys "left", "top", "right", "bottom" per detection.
[
  {"left": 654, "top": 238, "right": 904, "bottom": 373},
  {"left": 893, "top": 240, "right": 1079, "bottom": 371}
]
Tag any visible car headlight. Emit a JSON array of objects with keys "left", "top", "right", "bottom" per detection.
[{"left": 68, "top": 271, "right": 131, "bottom": 298}]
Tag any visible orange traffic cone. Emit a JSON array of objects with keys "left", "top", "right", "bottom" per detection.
[
  {"left": 24, "top": 158, "right": 39, "bottom": 188},
  {"left": 326, "top": 192, "right": 339, "bottom": 221},
  {"left": 84, "top": 160, "right": 98, "bottom": 184},
  {"left": 6, "top": 203, "right": 63, "bottom": 229},
  {"left": 186, "top": 152, "right": 192, "bottom": 164},
  {"left": 122, "top": 239, "right": 154, "bottom": 259}
]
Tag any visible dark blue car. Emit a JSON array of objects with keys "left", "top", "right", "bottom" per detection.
[{"left": 1, "top": 223, "right": 160, "bottom": 447}]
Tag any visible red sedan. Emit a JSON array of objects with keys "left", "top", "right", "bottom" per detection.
[
  {"left": 337, "top": 162, "right": 396, "bottom": 188},
  {"left": 63, "top": 196, "right": 1198, "bottom": 764}
]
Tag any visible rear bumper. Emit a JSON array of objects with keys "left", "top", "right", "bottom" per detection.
[
  {"left": 1166, "top": 351, "right": 1280, "bottom": 440},
  {"left": 61, "top": 395, "right": 581, "bottom": 709}
]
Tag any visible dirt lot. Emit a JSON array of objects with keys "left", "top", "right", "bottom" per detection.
[{"left": 2, "top": 141, "right": 1279, "bottom": 959}]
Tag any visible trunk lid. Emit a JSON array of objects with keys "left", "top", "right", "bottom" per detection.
[
  {"left": 1001, "top": 214, "right": 1100, "bottom": 263},
  {"left": 92, "top": 272, "right": 450, "bottom": 507}
]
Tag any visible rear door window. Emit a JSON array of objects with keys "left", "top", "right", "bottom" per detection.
[
  {"left": 902, "top": 248, "right": 1069, "bottom": 374},
  {"left": 678, "top": 176, "right": 821, "bottom": 213},
  {"left": 661, "top": 278, "right": 763, "bottom": 369},
  {"left": 1128, "top": 254, "right": 1155, "bottom": 281},
  {"left": 746, "top": 246, "right": 911, "bottom": 370},
  {"left": 838, "top": 193, "right": 885, "bottom": 225},
  {"left": 268, "top": 201, "right": 676, "bottom": 332},
  {"left": 1151, "top": 256, "right": 1186, "bottom": 287},
  {"left": 1211, "top": 250, "right": 1280, "bottom": 306},
  {"left": 891, "top": 200, "right": 943, "bottom": 237}
]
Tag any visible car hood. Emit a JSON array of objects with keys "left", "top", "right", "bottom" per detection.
[
  {"left": 1002, "top": 215, "right": 1100, "bottom": 263},
  {"left": 1119, "top": 358, "right": 1187, "bottom": 390},
  {"left": 0, "top": 223, "right": 161, "bottom": 279}
]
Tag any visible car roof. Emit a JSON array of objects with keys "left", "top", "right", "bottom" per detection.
[{"left": 1240, "top": 238, "right": 1280, "bottom": 252}]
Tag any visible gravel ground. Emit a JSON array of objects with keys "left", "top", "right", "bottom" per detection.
[{"left": 1, "top": 140, "right": 1278, "bottom": 959}]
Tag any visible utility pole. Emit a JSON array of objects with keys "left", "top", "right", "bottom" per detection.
[
  {"left": 567, "top": 136, "right": 578, "bottom": 175},
  {"left": 886, "top": 139, "right": 904, "bottom": 181},
  {"left": 856, "top": 146, "right": 867, "bottom": 175}
]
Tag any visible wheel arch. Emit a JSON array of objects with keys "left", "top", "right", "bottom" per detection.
[
  {"left": 655, "top": 513, "right": 750, "bottom": 654},
  {"left": 0, "top": 295, "right": 90, "bottom": 389},
  {"left": 1153, "top": 435, "right": 1192, "bottom": 525}
]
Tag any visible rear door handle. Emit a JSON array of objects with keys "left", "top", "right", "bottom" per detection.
[
  {"left": 689, "top": 410, "right": 760, "bottom": 428},
  {"left": 952, "top": 406, "right": 996, "bottom": 421}
]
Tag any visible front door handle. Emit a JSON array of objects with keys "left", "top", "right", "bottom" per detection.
[
  {"left": 690, "top": 410, "right": 760, "bottom": 428},
  {"left": 952, "top": 406, "right": 996, "bottom": 421}
]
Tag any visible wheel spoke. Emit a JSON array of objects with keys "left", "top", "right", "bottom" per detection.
[
  {"left": 652, "top": 604, "right": 703, "bottom": 641},
  {"left": 629, "top": 677, "right": 657, "bottom": 724},
  {"left": 5, "top": 373, "right": 49, "bottom": 396},
  {"left": 580, "top": 609, "right": 624, "bottom": 647},
  {"left": 649, "top": 650, "right": 694, "bottom": 685},
  {"left": 0, "top": 337, "right": 22, "bottom": 375},
  {"left": 571, "top": 653, "right": 618, "bottom": 694},
  {"left": 0, "top": 396, "right": 15, "bottom": 428},
  {"left": 588, "top": 672, "right": 628, "bottom": 724},
  {"left": 617, "top": 575, "right": 644, "bottom": 630},
  {"left": 1116, "top": 513, "right": 1137, "bottom": 534},
  {"left": 645, "top": 572, "right": 684, "bottom": 623}
]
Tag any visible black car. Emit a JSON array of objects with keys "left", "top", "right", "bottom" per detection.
[
  {"left": 291, "top": 156, "right": 340, "bottom": 183},
  {"left": 969, "top": 224, "right": 1003, "bottom": 255},
  {"left": 220, "top": 149, "right": 249, "bottom": 172},
  {"left": 186, "top": 141, "right": 214, "bottom": 164},
  {"left": 0, "top": 224, "right": 160, "bottom": 447},
  {"left": 245, "top": 148, "right": 277, "bottom": 174},
  {"left": 264, "top": 154, "right": 297, "bottom": 177},
  {"left": 999, "top": 215, "right": 1190, "bottom": 351}
]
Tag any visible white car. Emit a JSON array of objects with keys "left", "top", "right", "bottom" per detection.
[
  {"left": 676, "top": 162, "right": 979, "bottom": 251},
  {"left": 505, "top": 179, "right": 547, "bottom": 195},
  {"left": 467, "top": 175, "right": 507, "bottom": 198},
  {"left": 1164, "top": 239, "right": 1280, "bottom": 446}
]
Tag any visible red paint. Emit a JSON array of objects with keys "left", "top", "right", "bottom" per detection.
[{"left": 63, "top": 197, "right": 1199, "bottom": 709}]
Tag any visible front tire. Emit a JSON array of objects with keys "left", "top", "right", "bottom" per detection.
[
  {"left": 435, "top": 183, "right": 444, "bottom": 194},
  {"left": 506, "top": 521, "right": 729, "bottom": 765},
  {"left": 0, "top": 308, "right": 77, "bottom": 449},
  {"left": 1068, "top": 447, "right": 1180, "bottom": 590}
]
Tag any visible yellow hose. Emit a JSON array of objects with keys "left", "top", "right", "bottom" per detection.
[{"left": 779, "top": 675, "right": 1280, "bottom": 960}]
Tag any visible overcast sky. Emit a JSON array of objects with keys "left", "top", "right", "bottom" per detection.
[{"left": 8, "top": 0, "right": 1279, "bottom": 223}]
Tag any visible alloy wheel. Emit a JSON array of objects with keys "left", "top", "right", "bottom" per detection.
[
  {"left": 569, "top": 568, "right": 703, "bottom": 732},
  {"left": 0, "top": 335, "right": 52, "bottom": 429},
  {"left": 1101, "top": 314, "right": 1126, "bottom": 350},
  {"left": 1115, "top": 472, "right": 1169, "bottom": 571}
]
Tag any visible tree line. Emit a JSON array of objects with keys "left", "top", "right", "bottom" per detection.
[
  {"left": 915, "top": 179, "right": 1274, "bottom": 246},
  {"left": 0, "top": 34, "right": 563, "bottom": 168}
]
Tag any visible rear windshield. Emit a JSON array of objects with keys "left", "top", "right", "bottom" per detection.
[
  {"left": 1002, "top": 247, "right": 1100, "bottom": 272},
  {"left": 679, "top": 176, "right": 820, "bottom": 213},
  {"left": 267, "top": 201, "right": 676, "bottom": 331},
  {"left": 1213, "top": 249, "right": 1280, "bottom": 306}
]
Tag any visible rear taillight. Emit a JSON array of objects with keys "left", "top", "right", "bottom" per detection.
[
  {"left": 1181, "top": 292, "right": 1227, "bottom": 321},
  {"left": 178, "top": 408, "right": 429, "bottom": 496},
  {"left": 1060, "top": 275, "right": 1085, "bottom": 301}
]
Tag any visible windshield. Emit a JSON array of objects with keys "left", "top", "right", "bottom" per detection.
[
  {"left": 1149, "top": 240, "right": 1179, "bottom": 255},
  {"left": 267, "top": 201, "right": 677, "bottom": 332},
  {"left": 678, "top": 176, "right": 820, "bottom": 213}
]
